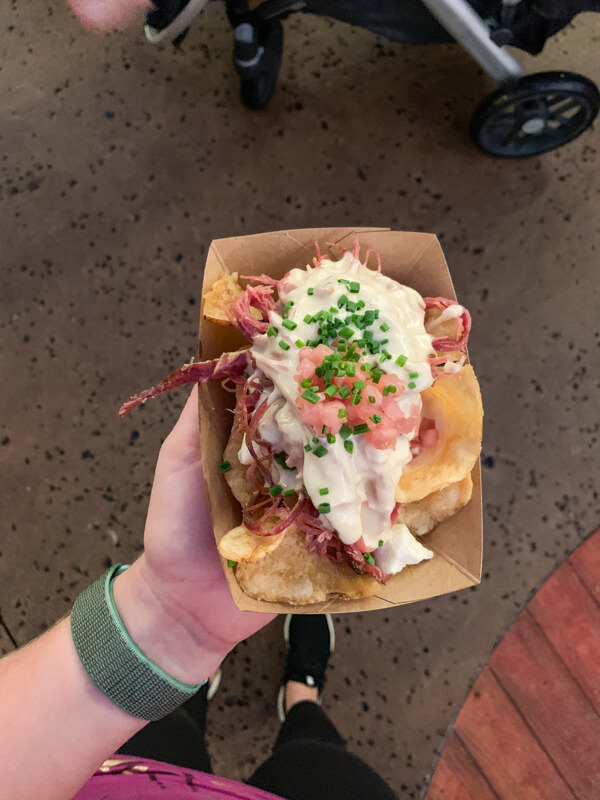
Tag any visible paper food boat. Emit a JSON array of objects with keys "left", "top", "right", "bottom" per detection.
[{"left": 198, "top": 228, "right": 482, "bottom": 613}]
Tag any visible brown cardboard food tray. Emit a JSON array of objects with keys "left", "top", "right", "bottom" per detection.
[{"left": 198, "top": 228, "right": 482, "bottom": 614}]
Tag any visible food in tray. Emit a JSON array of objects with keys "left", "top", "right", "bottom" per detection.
[{"left": 120, "top": 241, "right": 483, "bottom": 605}]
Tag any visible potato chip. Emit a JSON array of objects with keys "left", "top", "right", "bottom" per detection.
[
  {"left": 235, "top": 528, "right": 380, "bottom": 605},
  {"left": 396, "top": 473, "right": 473, "bottom": 537},
  {"left": 222, "top": 420, "right": 256, "bottom": 508},
  {"left": 218, "top": 524, "right": 285, "bottom": 564},
  {"left": 425, "top": 306, "right": 461, "bottom": 345},
  {"left": 202, "top": 272, "right": 243, "bottom": 325},
  {"left": 395, "top": 365, "right": 482, "bottom": 504}
]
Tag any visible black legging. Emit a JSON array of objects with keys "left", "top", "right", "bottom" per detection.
[{"left": 118, "top": 687, "right": 398, "bottom": 800}]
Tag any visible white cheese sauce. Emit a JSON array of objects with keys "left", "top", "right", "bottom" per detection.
[{"left": 242, "top": 251, "right": 439, "bottom": 574}]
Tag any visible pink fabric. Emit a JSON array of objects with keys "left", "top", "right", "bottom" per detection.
[{"left": 72, "top": 755, "right": 286, "bottom": 800}]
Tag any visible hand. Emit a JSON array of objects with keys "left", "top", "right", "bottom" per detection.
[
  {"left": 114, "top": 387, "right": 276, "bottom": 684},
  {"left": 68, "top": 0, "right": 152, "bottom": 31}
]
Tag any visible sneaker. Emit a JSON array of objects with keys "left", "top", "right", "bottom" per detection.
[
  {"left": 144, "top": 0, "right": 209, "bottom": 45},
  {"left": 277, "top": 614, "right": 335, "bottom": 723}
]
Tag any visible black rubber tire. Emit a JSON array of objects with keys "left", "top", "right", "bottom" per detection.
[
  {"left": 239, "top": 20, "right": 283, "bottom": 111},
  {"left": 470, "top": 71, "right": 600, "bottom": 158}
]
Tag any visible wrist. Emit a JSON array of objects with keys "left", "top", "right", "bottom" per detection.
[{"left": 112, "top": 558, "right": 226, "bottom": 685}]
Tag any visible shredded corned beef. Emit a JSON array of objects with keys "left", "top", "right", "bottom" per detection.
[
  {"left": 343, "top": 541, "right": 391, "bottom": 583},
  {"left": 228, "top": 284, "right": 277, "bottom": 339}
]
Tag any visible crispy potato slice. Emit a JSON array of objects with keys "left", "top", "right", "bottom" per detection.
[
  {"left": 235, "top": 528, "right": 380, "bottom": 605},
  {"left": 218, "top": 524, "right": 285, "bottom": 564},
  {"left": 397, "top": 473, "right": 473, "bottom": 537},
  {"left": 222, "top": 423, "right": 256, "bottom": 508},
  {"left": 425, "top": 306, "right": 461, "bottom": 344},
  {"left": 202, "top": 272, "right": 243, "bottom": 325},
  {"left": 396, "top": 365, "right": 482, "bottom": 504}
]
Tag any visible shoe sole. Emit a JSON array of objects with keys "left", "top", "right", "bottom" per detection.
[
  {"left": 207, "top": 665, "right": 222, "bottom": 701},
  {"left": 282, "top": 613, "right": 336, "bottom": 654},
  {"left": 278, "top": 614, "right": 334, "bottom": 723},
  {"left": 144, "top": 0, "right": 210, "bottom": 44}
]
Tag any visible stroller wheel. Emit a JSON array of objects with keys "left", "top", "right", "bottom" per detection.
[
  {"left": 235, "top": 20, "right": 283, "bottom": 111},
  {"left": 470, "top": 71, "right": 600, "bottom": 158}
]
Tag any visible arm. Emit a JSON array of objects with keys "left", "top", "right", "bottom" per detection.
[
  {"left": 67, "top": 0, "right": 152, "bottom": 31},
  {"left": 0, "top": 387, "right": 274, "bottom": 800}
]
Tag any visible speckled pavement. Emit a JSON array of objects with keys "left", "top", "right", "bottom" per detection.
[{"left": 1, "top": 3, "right": 599, "bottom": 796}]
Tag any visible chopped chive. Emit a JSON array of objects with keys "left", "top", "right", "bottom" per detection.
[
  {"left": 345, "top": 364, "right": 356, "bottom": 377},
  {"left": 363, "top": 330, "right": 374, "bottom": 341},
  {"left": 381, "top": 349, "right": 392, "bottom": 361},
  {"left": 380, "top": 323, "right": 390, "bottom": 332},
  {"left": 340, "top": 326, "right": 354, "bottom": 340},
  {"left": 324, "top": 369, "right": 333, "bottom": 383},
  {"left": 354, "top": 380, "right": 366, "bottom": 390},
  {"left": 327, "top": 433, "right": 336, "bottom": 444},
  {"left": 284, "top": 300, "right": 293, "bottom": 310},
  {"left": 383, "top": 385, "right": 397, "bottom": 396},
  {"left": 283, "top": 489, "right": 297, "bottom": 497},
  {"left": 279, "top": 340, "right": 291, "bottom": 351},
  {"left": 370, "top": 414, "right": 382, "bottom": 424},
  {"left": 307, "top": 287, "right": 314, "bottom": 295},
  {"left": 282, "top": 319, "right": 297, "bottom": 331},
  {"left": 337, "top": 408, "right": 347, "bottom": 418},
  {"left": 274, "top": 452, "right": 294, "bottom": 470},
  {"left": 368, "top": 395, "right": 376, "bottom": 404},
  {"left": 339, "top": 423, "right": 352, "bottom": 440},
  {"left": 409, "top": 371, "right": 419, "bottom": 379},
  {"left": 344, "top": 440, "right": 354, "bottom": 454},
  {"left": 338, "top": 278, "right": 350, "bottom": 284},
  {"left": 313, "top": 445, "right": 328, "bottom": 458},
  {"left": 351, "top": 390, "right": 361, "bottom": 406},
  {"left": 349, "top": 281, "right": 360, "bottom": 293},
  {"left": 300, "top": 378, "right": 312, "bottom": 388},
  {"left": 321, "top": 425, "right": 327, "bottom": 434},
  {"left": 338, "top": 294, "right": 348, "bottom": 308},
  {"left": 357, "top": 300, "right": 365, "bottom": 309},
  {"left": 269, "top": 484, "right": 283, "bottom": 496},
  {"left": 313, "top": 437, "right": 319, "bottom": 444},
  {"left": 363, "top": 553, "right": 375, "bottom": 566},
  {"left": 408, "top": 381, "right": 416, "bottom": 389},
  {"left": 302, "top": 389, "right": 320, "bottom": 404},
  {"left": 338, "top": 385, "right": 351, "bottom": 399},
  {"left": 318, "top": 502, "right": 331, "bottom": 514},
  {"left": 364, "top": 310, "right": 376, "bottom": 323},
  {"left": 378, "top": 540, "right": 384, "bottom": 547},
  {"left": 227, "top": 559, "right": 238, "bottom": 568},
  {"left": 267, "top": 325, "right": 278, "bottom": 337},
  {"left": 353, "top": 423, "right": 370, "bottom": 435},
  {"left": 319, "top": 487, "right": 329, "bottom": 496},
  {"left": 396, "top": 354, "right": 408, "bottom": 367},
  {"left": 371, "top": 367, "right": 383, "bottom": 384},
  {"left": 304, "top": 444, "right": 312, "bottom": 452},
  {"left": 295, "top": 339, "right": 305, "bottom": 348},
  {"left": 219, "top": 460, "right": 232, "bottom": 473},
  {"left": 304, "top": 314, "right": 313, "bottom": 324},
  {"left": 324, "top": 385, "right": 338, "bottom": 397}
]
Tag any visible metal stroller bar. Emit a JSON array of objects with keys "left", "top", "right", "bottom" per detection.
[{"left": 419, "top": 0, "right": 524, "bottom": 82}]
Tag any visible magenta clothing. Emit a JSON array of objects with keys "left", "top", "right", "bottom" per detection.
[{"left": 72, "top": 755, "right": 286, "bottom": 800}]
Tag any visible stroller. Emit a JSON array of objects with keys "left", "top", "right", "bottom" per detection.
[{"left": 145, "top": 0, "right": 600, "bottom": 158}]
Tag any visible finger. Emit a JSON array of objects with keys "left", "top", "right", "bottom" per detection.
[{"left": 164, "top": 386, "right": 201, "bottom": 453}]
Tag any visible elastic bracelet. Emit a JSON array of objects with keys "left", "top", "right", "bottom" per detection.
[{"left": 71, "top": 564, "right": 205, "bottom": 721}]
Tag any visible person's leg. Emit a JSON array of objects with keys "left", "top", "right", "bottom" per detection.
[
  {"left": 247, "top": 616, "right": 398, "bottom": 800},
  {"left": 116, "top": 683, "right": 212, "bottom": 773}
]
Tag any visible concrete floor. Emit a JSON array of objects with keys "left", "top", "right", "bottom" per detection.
[{"left": 1, "top": 2, "right": 599, "bottom": 796}]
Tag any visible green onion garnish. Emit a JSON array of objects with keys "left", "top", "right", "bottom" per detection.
[
  {"left": 408, "top": 381, "right": 416, "bottom": 389},
  {"left": 349, "top": 281, "right": 360, "bottom": 293},
  {"left": 227, "top": 559, "right": 237, "bottom": 568},
  {"left": 370, "top": 414, "right": 382, "bottom": 424},
  {"left": 279, "top": 340, "right": 291, "bottom": 351},
  {"left": 282, "top": 319, "right": 297, "bottom": 331},
  {"left": 219, "top": 461, "right": 232, "bottom": 473},
  {"left": 304, "top": 314, "right": 313, "bottom": 324},
  {"left": 327, "top": 434, "right": 336, "bottom": 444},
  {"left": 284, "top": 300, "right": 293, "bottom": 310},
  {"left": 321, "top": 425, "right": 327, "bottom": 434},
  {"left": 313, "top": 445, "right": 328, "bottom": 458},
  {"left": 338, "top": 278, "right": 350, "bottom": 284},
  {"left": 283, "top": 489, "right": 296, "bottom": 497},
  {"left": 364, "top": 553, "right": 375, "bottom": 566},
  {"left": 368, "top": 395, "right": 376, "bottom": 404},
  {"left": 380, "top": 323, "right": 390, "bottom": 332},
  {"left": 344, "top": 440, "right": 354, "bottom": 454},
  {"left": 313, "top": 437, "right": 319, "bottom": 444},
  {"left": 371, "top": 367, "right": 382, "bottom": 383},
  {"left": 409, "top": 371, "right": 419, "bottom": 379},
  {"left": 378, "top": 540, "right": 384, "bottom": 547},
  {"left": 274, "top": 453, "right": 294, "bottom": 470},
  {"left": 307, "top": 287, "right": 314, "bottom": 295},
  {"left": 339, "top": 424, "right": 352, "bottom": 439},
  {"left": 396, "top": 354, "right": 408, "bottom": 367},
  {"left": 383, "top": 385, "right": 397, "bottom": 396},
  {"left": 354, "top": 380, "right": 365, "bottom": 390},
  {"left": 324, "top": 385, "right": 338, "bottom": 397},
  {"left": 295, "top": 339, "right": 305, "bottom": 348},
  {"left": 337, "top": 408, "right": 347, "bottom": 418},
  {"left": 300, "top": 378, "right": 312, "bottom": 388},
  {"left": 304, "top": 444, "right": 312, "bottom": 452},
  {"left": 339, "top": 386, "right": 351, "bottom": 399},
  {"left": 345, "top": 364, "right": 356, "bottom": 378},
  {"left": 267, "top": 325, "right": 278, "bottom": 337},
  {"left": 269, "top": 485, "right": 283, "bottom": 496},
  {"left": 339, "top": 326, "right": 354, "bottom": 340},
  {"left": 353, "top": 423, "right": 370, "bottom": 435},
  {"left": 302, "top": 389, "right": 320, "bottom": 404},
  {"left": 318, "top": 502, "right": 331, "bottom": 514}
]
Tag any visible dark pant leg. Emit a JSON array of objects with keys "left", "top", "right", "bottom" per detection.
[
  {"left": 247, "top": 701, "right": 398, "bottom": 800},
  {"left": 116, "top": 684, "right": 212, "bottom": 773}
]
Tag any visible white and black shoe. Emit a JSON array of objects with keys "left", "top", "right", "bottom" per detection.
[
  {"left": 144, "top": 0, "right": 210, "bottom": 45},
  {"left": 277, "top": 614, "right": 335, "bottom": 723}
]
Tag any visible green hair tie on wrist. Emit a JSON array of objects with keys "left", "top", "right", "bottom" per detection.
[{"left": 71, "top": 564, "right": 205, "bottom": 721}]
